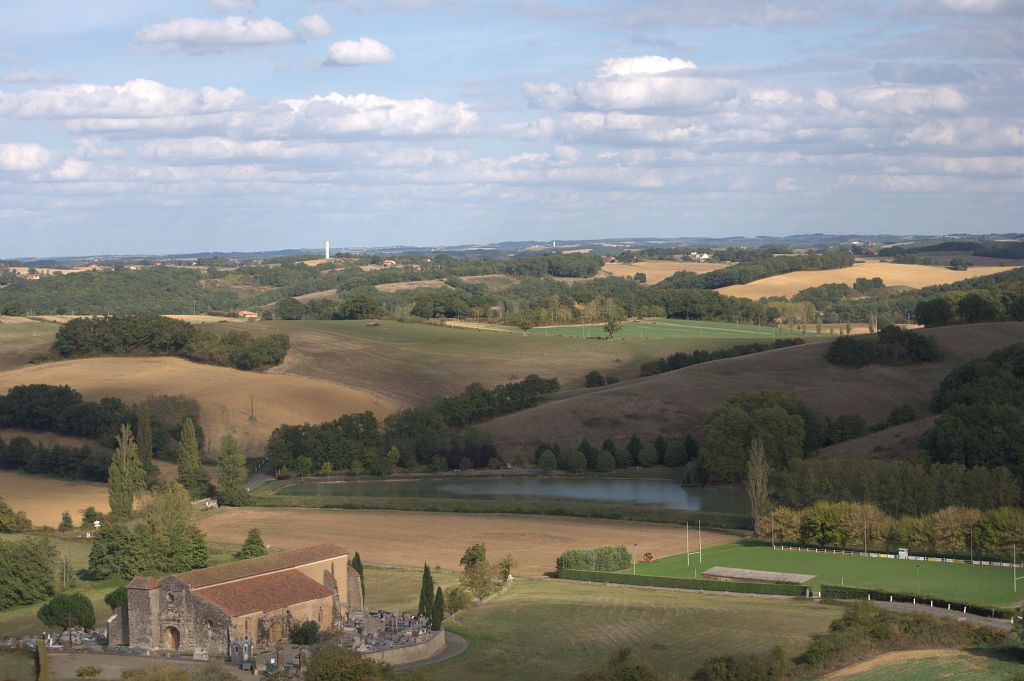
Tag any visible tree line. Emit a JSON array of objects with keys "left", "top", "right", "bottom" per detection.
[
  {"left": 658, "top": 251, "right": 855, "bottom": 289},
  {"left": 0, "top": 384, "right": 202, "bottom": 481},
  {"left": 50, "top": 314, "right": 289, "bottom": 371},
  {"left": 640, "top": 338, "right": 805, "bottom": 376},
  {"left": 266, "top": 375, "right": 558, "bottom": 473},
  {"left": 824, "top": 325, "right": 941, "bottom": 367},
  {"left": 767, "top": 501, "right": 1023, "bottom": 560}
]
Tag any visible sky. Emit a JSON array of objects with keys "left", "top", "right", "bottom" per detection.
[{"left": 0, "top": 1, "right": 1022, "bottom": 257}]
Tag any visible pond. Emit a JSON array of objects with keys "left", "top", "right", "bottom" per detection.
[{"left": 273, "top": 477, "right": 750, "bottom": 514}]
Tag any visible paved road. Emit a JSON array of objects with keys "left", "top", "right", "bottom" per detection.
[
  {"left": 875, "top": 601, "right": 1016, "bottom": 632},
  {"left": 392, "top": 632, "right": 468, "bottom": 671}
]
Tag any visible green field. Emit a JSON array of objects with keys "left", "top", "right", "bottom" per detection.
[
  {"left": 428, "top": 577, "right": 844, "bottom": 681},
  {"left": 240, "top": 319, "right": 800, "bottom": 403},
  {"left": 527, "top": 318, "right": 822, "bottom": 340},
  {"left": 632, "top": 543, "right": 1022, "bottom": 608},
  {"left": 0, "top": 650, "right": 36, "bottom": 681},
  {"left": 824, "top": 649, "right": 1024, "bottom": 680}
]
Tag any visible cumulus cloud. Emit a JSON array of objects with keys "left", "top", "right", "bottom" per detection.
[
  {"left": 324, "top": 38, "right": 395, "bottom": 66},
  {"left": 297, "top": 14, "right": 333, "bottom": 38},
  {"left": 844, "top": 84, "right": 967, "bottom": 114},
  {"left": 134, "top": 16, "right": 296, "bottom": 54},
  {"left": 523, "top": 82, "right": 576, "bottom": 109},
  {"left": 0, "top": 79, "right": 246, "bottom": 125},
  {"left": 0, "top": 143, "right": 51, "bottom": 170},
  {"left": 50, "top": 157, "right": 90, "bottom": 180},
  {"left": 279, "top": 92, "right": 477, "bottom": 136},
  {"left": 594, "top": 55, "right": 697, "bottom": 77}
]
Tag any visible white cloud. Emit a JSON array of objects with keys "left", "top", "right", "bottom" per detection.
[
  {"left": 50, "top": 157, "right": 90, "bottom": 180},
  {"left": 0, "top": 143, "right": 51, "bottom": 170},
  {"left": 279, "top": 92, "right": 477, "bottom": 136},
  {"left": 134, "top": 16, "right": 295, "bottom": 54},
  {"left": 297, "top": 15, "right": 332, "bottom": 38},
  {"left": 0, "top": 79, "right": 246, "bottom": 122},
  {"left": 523, "top": 82, "right": 575, "bottom": 109},
  {"left": 324, "top": 38, "right": 395, "bottom": 66},
  {"left": 845, "top": 85, "right": 967, "bottom": 114},
  {"left": 594, "top": 55, "right": 697, "bottom": 78}
]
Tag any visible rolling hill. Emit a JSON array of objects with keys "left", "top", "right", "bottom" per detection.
[
  {"left": 0, "top": 357, "right": 397, "bottom": 458},
  {"left": 477, "top": 322, "right": 1024, "bottom": 458}
]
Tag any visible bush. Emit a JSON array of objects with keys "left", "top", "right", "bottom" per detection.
[
  {"left": 555, "top": 546, "right": 633, "bottom": 572},
  {"left": 445, "top": 585, "right": 471, "bottom": 613},
  {"left": 585, "top": 371, "right": 606, "bottom": 388},
  {"left": 76, "top": 666, "right": 102, "bottom": 679},
  {"left": 692, "top": 646, "right": 787, "bottom": 681},
  {"left": 289, "top": 620, "right": 320, "bottom": 645}
]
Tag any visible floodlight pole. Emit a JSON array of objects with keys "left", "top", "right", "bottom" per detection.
[
  {"left": 686, "top": 522, "right": 690, "bottom": 566},
  {"left": 698, "top": 519, "right": 703, "bottom": 563}
]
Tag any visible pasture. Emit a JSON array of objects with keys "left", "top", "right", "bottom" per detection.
[
  {"left": 527, "top": 318, "right": 821, "bottom": 340},
  {"left": 197, "top": 506, "right": 738, "bottom": 576},
  {"left": 253, "top": 319, "right": 773, "bottom": 404},
  {"left": 478, "top": 321, "right": 1024, "bottom": 457},
  {"left": 375, "top": 279, "right": 450, "bottom": 292},
  {"left": 0, "top": 317, "right": 58, "bottom": 371},
  {"left": 632, "top": 543, "right": 1022, "bottom": 608},
  {"left": 430, "top": 577, "right": 844, "bottom": 681},
  {"left": 0, "top": 356, "right": 397, "bottom": 458},
  {"left": 718, "top": 262, "right": 1020, "bottom": 299},
  {"left": 824, "top": 649, "right": 1024, "bottom": 680},
  {"left": 0, "top": 470, "right": 110, "bottom": 526},
  {"left": 601, "top": 260, "right": 730, "bottom": 284}
]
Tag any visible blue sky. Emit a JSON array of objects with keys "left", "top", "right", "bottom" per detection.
[{"left": 0, "top": 0, "right": 1021, "bottom": 257}]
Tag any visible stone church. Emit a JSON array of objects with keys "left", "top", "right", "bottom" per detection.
[{"left": 109, "top": 543, "right": 363, "bottom": 654}]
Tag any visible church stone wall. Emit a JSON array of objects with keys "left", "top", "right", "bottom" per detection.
[{"left": 126, "top": 585, "right": 159, "bottom": 649}]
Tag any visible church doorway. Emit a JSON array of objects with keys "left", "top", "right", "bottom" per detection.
[{"left": 164, "top": 626, "right": 181, "bottom": 651}]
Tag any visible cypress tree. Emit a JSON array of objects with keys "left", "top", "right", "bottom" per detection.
[
  {"left": 236, "top": 528, "right": 268, "bottom": 559},
  {"left": 108, "top": 424, "right": 145, "bottom": 518},
  {"left": 351, "top": 552, "right": 366, "bottom": 601},
  {"left": 418, "top": 563, "right": 434, "bottom": 617},
  {"left": 177, "top": 418, "right": 210, "bottom": 499},
  {"left": 430, "top": 586, "right": 444, "bottom": 631},
  {"left": 216, "top": 434, "right": 249, "bottom": 506}
]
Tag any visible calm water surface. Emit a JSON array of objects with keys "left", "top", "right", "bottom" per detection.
[{"left": 277, "top": 477, "right": 749, "bottom": 514}]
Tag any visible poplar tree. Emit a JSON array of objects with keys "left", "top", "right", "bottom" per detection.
[
  {"left": 108, "top": 424, "right": 145, "bottom": 518},
  {"left": 216, "top": 434, "right": 249, "bottom": 506},
  {"left": 418, "top": 564, "right": 434, "bottom": 617},
  {"left": 177, "top": 418, "right": 210, "bottom": 499}
]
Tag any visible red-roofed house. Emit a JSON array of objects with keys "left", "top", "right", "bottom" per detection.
[{"left": 109, "top": 543, "right": 362, "bottom": 654}]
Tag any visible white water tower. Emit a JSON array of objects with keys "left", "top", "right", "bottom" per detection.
[{"left": 324, "top": 240, "right": 330, "bottom": 259}]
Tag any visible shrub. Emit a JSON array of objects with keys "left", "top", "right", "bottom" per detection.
[
  {"left": 555, "top": 546, "right": 632, "bottom": 572},
  {"left": 289, "top": 620, "right": 320, "bottom": 645},
  {"left": 585, "top": 371, "right": 606, "bottom": 388},
  {"left": 445, "top": 586, "right": 472, "bottom": 613},
  {"left": 692, "top": 646, "right": 787, "bottom": 681},
  {"left": 76, "top": 667, "right": 102, "bottom": 679}
]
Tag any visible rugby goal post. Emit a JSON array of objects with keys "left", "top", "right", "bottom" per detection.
[
  {"left": 685, "top": 520, "right": 703, "bottom": 566},
  {"left": 1015, "top": 544, "right": 1024, "bottom": 593}
]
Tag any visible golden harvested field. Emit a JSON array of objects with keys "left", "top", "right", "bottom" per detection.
[
  {"left": 374, "top": 279, "right": 451, "bottom": 292},
  {"left": 602, "top": 260, "right": 730, "bottom": 283},
  {"left": 0, "top": 470, "right": 109, "bottom": 526},
  {"left": 199, "top": 507, "right": 737, "bottom": 576},
  {"left": 0, "top": 357, "right": 397, "bottom": 457},
  {"left": 460, "top": 274, "right": 521, "bottom": 290},
  {"left": 719, "top": 262, "right": 1021, "bottom": 299}
]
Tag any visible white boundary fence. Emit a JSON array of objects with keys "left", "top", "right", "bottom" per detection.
[{"left": 771, "top": 544, "right": 1024, "bottom": 569}]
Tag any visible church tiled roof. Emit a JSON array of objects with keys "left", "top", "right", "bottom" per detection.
[
  {"left": 176, "top": 543, "right": 347, "bottom": 588},
  {"left": 192, "top": 569, "right": 333, "bottom": 617}
]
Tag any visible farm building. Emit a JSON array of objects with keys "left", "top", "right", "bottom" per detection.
[{"left": 108, "top": 543, "right": 363, "bottom": 654}]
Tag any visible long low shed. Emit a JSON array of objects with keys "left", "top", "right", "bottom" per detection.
[{"left": 702, "top": 566, "right": 815, "bottom": 585}]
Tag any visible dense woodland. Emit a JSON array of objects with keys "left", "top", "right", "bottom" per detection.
[{"left": 51, "top": 314, "right": 290, "bottom": 370}]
